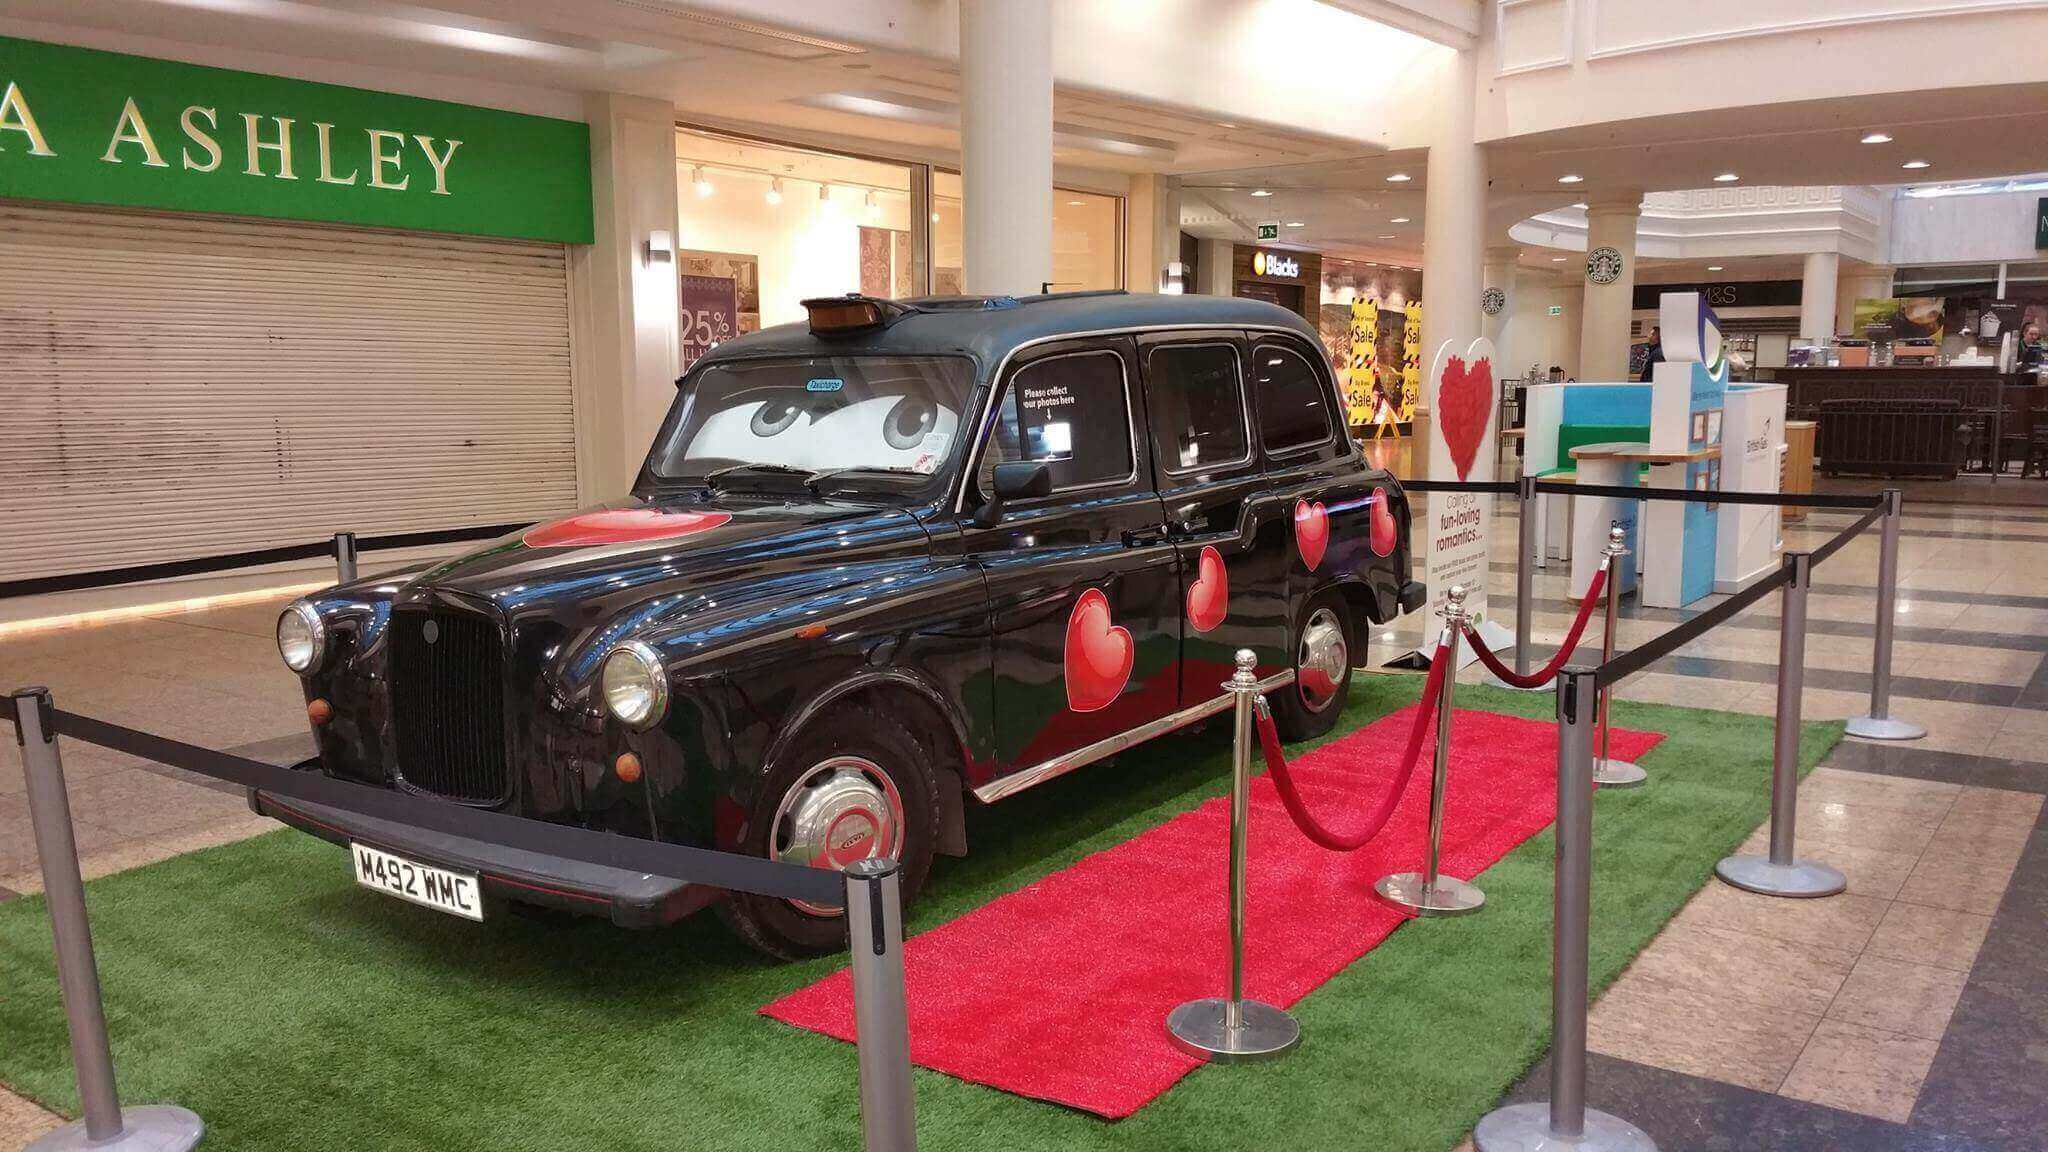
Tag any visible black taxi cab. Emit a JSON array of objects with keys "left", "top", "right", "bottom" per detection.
[{"left": 259, "top": 290, "right": 1422, "bottom": 957}]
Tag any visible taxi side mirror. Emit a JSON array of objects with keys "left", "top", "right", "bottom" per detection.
[{"left": 973, "top": 461, "right": 1052, "bottom": 527}]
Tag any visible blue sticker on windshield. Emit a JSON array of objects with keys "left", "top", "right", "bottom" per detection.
[{"left": 806, "top": 378, "right": 844, "bottom": 393}]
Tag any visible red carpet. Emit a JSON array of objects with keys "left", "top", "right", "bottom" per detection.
[{"left": 762, "top": 705, "right": 1664, "bottom": 1118}]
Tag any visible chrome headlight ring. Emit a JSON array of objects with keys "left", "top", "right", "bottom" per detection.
[
  {"left": 601, "top": 640, "right": 670, "bottom": 730},
  {"left": 277, "top": 601, "right": 328, "bottom": 675}
]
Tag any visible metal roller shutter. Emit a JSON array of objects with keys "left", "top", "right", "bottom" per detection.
[{"left": 0, "top": 202, "right": 579, "bottom": 584}]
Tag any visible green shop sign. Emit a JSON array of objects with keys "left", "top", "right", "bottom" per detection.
[{"left": 0, "top": 35, "right": 593, "bottom": 243}]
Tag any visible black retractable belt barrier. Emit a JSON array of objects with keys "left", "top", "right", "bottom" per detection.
[
  {"left": 1395, "top": 478, "right": 1519, "bottom": 495},
  {"left": 5, "top": 705, "right": 844, "bottom": 908},
  {"left": 0, "top": 521, "right": 531, "bottom": 600},
  {"left": 1809, "top": 504, "right": 1884, "bottom": 567},
  {"left": 1534, "top": 480, "right": 1885, "bottom": 510}
]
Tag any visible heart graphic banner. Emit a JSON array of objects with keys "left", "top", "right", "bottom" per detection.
[{"left": 1424, "top": 335, "right": 1498, "bottom": 631}]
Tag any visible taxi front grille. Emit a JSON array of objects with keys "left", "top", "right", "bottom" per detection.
[{"left": 389, "top": 606, "right": 509, "bottom": 805}]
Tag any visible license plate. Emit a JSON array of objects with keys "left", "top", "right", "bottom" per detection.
[{"left": 350, "top": 843, "right": 483, "bottom": 921}]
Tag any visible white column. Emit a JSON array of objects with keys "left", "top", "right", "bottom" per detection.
[
  {"left": 1801, "top": 251, "right": 1841, "bottom": 340},
  {"left": 571, "top": 92, "right": 680, "bottom": 502},
  {"left": 1418, "top": 46, "right": 1486, "bottom": 415},
  {"left": 960, "top": 0, "right": 1051, "bottom": 295},
  {"left": 1198, "top": 239, "right": 1234, "bottom": 296},
  {"left": 1482, "top": 245, "right": 1518, "bottom": 361},
  {"left": 1126, "top": 174, "right": 1184, "bottom": 293},
  {"left": 1577, "top": 197, "right": 1641, "bottom": 382}
]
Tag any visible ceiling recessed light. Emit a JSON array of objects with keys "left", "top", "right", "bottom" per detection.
[
  {"left": 1386, "top": 172, "right": 1411, "bottom": 183},
  {"left": 1250, "top": 188, "right": 1273, "bottom": 197},
  {"left": 1706, "top": 265, "right": 1724, "bottom": 271},
  {"left": 1378, "top": 234, "right": 1396, "bottom": 239},
  {"left": 1558, "top": 174, "right": 1584, "bottom": 184},
  {"left": 1217, "top": 121, "right": 1237, "bottom": 129},
  {"left": 930, "top": 212, "right": 940, "bottom": 223},
  {"left": 1713, "top": 173, "right": 1739, "bottom": 182},
  {"left": 1285, "top": 221, "right": 1305, "bottom": 227},
  {"left": 1902, "top": 159, "right": 1930, "bottom": 170},
  {"left": 1066, "top": 199, "right": 1085, "bottom": 206},
  {"left": 1552, "top": 256, "right": 1567, "bottom": 262},
  {"left": 1861, "top": 132, "right": 1892, "bottom": 144},
  {"left": 1390, "top": 216, "right": 1411, "bottom": 223},
  {"left": 1570, "top": 202, "right": 1588, "bottom": 209}
]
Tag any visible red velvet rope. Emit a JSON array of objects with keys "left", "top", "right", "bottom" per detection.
[
  {"left": 1461, "top": 564, "right": 1609, "bottom": 689},
  {"left": 1255, "top": 639, "right": 1451, "bottom": 852}
]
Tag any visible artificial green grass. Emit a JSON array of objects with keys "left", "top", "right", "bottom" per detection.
[{"left": 0, "top": 679, "right": 1841, "bottom": 1151}]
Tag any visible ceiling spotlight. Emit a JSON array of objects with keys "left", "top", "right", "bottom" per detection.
[
  {"left": 1390, "top": 217, "right": 1411, "bottom": 224},
  {"left": 1250, "top": 188, "right": 1273, "bottom": 197},
  {"left": 1713, "top": 172, "right": 1739, "bottom": 182},
  {"left": 1861, "top": 132, "right": 1892, "bottom": 144},
  {"left": 692, "top": 166, "right": 713, "bottom": 198},
  {"left": 1551, "top": 256, "right": 1567, "bottom": 262},
  {"left": 1571, "top": 202, "right": 1588, "bottom": 210},
  {"left": 1378, "top": 234, "right": 1396, "bottom": 240},
  {"left": 1706, "top": 265, "right": 1724, "bottom": 271},
  {"left": 1286, "top": 221, "right": 1305, "bottom": 227},
  {"left": 1901, "top": 159, "right": 1931, "bottom": 170},
  {"left": 930, "top": 211, "right": 941, "bottom": 223},
  {"left": 1386, "top": 172, "right": 1411, "bottom": 183},
  {"left": 1066, "top": 199, "right": 1086, "bottom": 206},
  {"left": 1558, "top": 173, "right": 1584, "bottom": 184},
  {"left": 765, "top": 177, "right": 783, "bottom": 205}
]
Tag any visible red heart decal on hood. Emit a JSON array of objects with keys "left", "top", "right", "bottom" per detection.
[
  {"left": 1186, "top": 545, "right": 1228, "bottom": 633},
  {"left": 1436, "top": 353, "right": 1493, "bottom": 482},
  {"left": 522, "top": 509, "right": 732, "bottom": 549},
  {"left": 1065, "top": 587, "right": 1133, "bottom": 713},
  {"left": 1369, "top": 486, "right": 1398, "bottom": 557},
  {"left": 1294, "top": 499, "right": 1329, "bottom": 572}
]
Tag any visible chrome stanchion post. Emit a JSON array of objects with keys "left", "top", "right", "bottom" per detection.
[
  {"left": 1593, "top": 525, "right": 1648, "bottom": 789},
  {"left": 1715, "top": 552, "right": 1847, "bottom": 899},
  {"left": 12, "top": 687, "right": 204, "bottom": 1152},
  {"left": 1475, "top": 669, "right": 1657, "bottom": 1152},
  {"left": 1166, "top": 650, "right": 1300, "bottom": 1062},
  {"left": 844, "top": 858, "right": 916, "bottom": 1152},
  {"left": 1374, "top": 586, "right": 1486, "bottom": 916},
  {"left": 332, "top": 531, "right": 359, "bottom": 584},
  {"left": 1847, "top": 489, "right": 1925, "bottom": 741},
  {"left": 1515, "top": 473, "right": 1538, "bottom": 679}
]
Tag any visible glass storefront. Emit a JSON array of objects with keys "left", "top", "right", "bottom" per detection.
[
  {"left": 675, "top": 127, "right": 1126, "bottom": 363},
  {"left": 928, "top": 171, "right": 1123, "bottom": 295}
]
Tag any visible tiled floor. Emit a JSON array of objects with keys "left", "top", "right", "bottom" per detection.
[{"left": 6, "top": 446, "right": 2048, "bottom": 1149}]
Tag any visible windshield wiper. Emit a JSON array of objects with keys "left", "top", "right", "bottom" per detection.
[
  {"left": 702, "top": 462, "right": 813, "bottom": 491},
  {"left": 804, "top": 466, "right": 921, "bottom": 494}
]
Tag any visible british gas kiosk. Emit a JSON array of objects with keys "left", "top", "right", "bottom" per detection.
[{"left": 1639, "top": 292, "right": 1726, "bottom": 609}]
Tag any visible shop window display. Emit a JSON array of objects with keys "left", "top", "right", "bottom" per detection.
[
  {"left": 932, "top": 170, "right": 1124, "bottom": 294},
  {"left": 675, "top": 128, "right": 919, "bottom": 358}
]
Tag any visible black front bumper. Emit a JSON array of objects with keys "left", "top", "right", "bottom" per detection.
[
  {"left": 1398, "top": 579, "right": 1427, "bottom": 614},
  {"left": 251, "top": 785, "right": 720, "bottom": 929}
]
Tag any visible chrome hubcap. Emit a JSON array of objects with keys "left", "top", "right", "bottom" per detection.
[
  {"left": 1297, "top": 607, "right": 1348, "bottom": 713},
  {"left": 769, "top": 756, "right": 904, "bottom": 917}
]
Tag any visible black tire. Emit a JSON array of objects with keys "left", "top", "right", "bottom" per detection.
[
  {"left": 717, "top": 706, "right": 941, "bottom": 960},
  {"left": 1268, "top": 589, "right": 1355, "bottom": 742}
]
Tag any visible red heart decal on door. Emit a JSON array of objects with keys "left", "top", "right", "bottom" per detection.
[
  {"left": 1368, "top": 486, "right": 1398, "bottom": 557},
  {"left": 1294, "top": 499, "right": 1329, "bottom": 572},
  {"left": 1436, "top": 353, "right": 1494, "bottom": 482},
  {"left": 522, "top": 509, "right": 732, "bottom": 549},
  {"left": 1186, "top": 545, "right": 1228, "bottom": 633},
  {"left": 1064, "top": 587, "right": 1133, "bottom": 713}
]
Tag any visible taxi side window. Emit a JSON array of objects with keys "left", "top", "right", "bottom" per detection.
[
  {"left": 1147, "top": 343, "right": 1249, "bottom": 472},
  {"left": 1254, "top": 343, "right": 1336, "bottom": 453},
  {"left": 981, "top": 349, "right": 1135, "bottom": 495}
]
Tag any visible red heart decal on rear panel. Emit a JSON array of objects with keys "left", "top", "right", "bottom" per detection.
[
  {"left": 1294, "top": 500, "right": 1328, "bottom": 572},
  {"left": 522, "top": 509, "right": 731, "bottom": 549},
  {"left": 1186, "top": 546, "right": 1228, "bottom": 633},
  {"left": 1065, "top": 588, "right": 1133, "bottom": 713},
  {"left": 1436, "top": 353, "right": 1493, "bottom": 482},
  {"left": 1369, "top": 487, "right": 1398, "bottom": 557}
]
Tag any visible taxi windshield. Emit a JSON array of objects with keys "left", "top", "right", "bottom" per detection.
[{"left": 646, "top": 354, "right": 976, "bottom": 489}]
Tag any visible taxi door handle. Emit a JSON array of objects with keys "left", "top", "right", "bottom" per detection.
[{"left": 1121, "top": 524, "right": 1171, "bottom": 548}]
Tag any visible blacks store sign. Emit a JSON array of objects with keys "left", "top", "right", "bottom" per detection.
[{"left": 1632, "top": 280, "right": 1801, "bottom": 310}]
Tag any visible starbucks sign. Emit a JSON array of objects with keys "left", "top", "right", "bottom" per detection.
[{"left": 0, "top": 35, "right": 593, "bottom": 242}]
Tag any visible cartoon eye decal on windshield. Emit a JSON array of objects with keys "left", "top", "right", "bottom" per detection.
[
  {"left": 883, "top": 396, "right": 938, "bottom": 450},
  {"left": 749, "top": 397, "right": 805, "bottom": 438}
]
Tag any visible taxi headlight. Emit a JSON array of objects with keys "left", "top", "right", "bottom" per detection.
[
  {"left": 277, "top": 602, "right": 326, "bottom": 675},
  {"left": 601, "top": 641, "right": 669, "bottom": 730}
]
